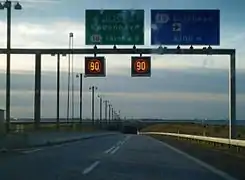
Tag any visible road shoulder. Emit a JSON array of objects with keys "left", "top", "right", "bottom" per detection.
[{"left": 148, "top": 134, "right": 245, "bottom": 180}]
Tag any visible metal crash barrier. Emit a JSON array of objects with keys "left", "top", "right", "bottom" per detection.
[{"left": 140, "top": 132, "right": 245, "bottom": 147}]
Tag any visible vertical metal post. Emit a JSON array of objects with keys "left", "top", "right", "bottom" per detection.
[
  {"left": 229, "top": 52, "right": 236, "bottom": 139},
  {"left": 71, "top": 36, "right": 74, "bottom": 123},
  {"left": 118, "top": 110, "right": 121, "bottom": 128},
  {"left": 5, "top": 1, "right": 11, "bottom": 133},
  {"left": 112, "top": 108, "right": 114, "bottom": 123},
  {"left": 91, "top": 86, "right": 95, "bottom": 125},
  {"left": 108, "top": 105, "right": 111, "bottom": 124},
  {"left": 79, "top": 73, "right": 83, "bottom": 125},
  {"left": 67, "top": 33, "right": 72, "bottom": 124},
  {"left": 104, "top": 100, "right": 108, "bottom": 124},
  {"left": 34, "top": 53, "right": 41, "bottom": 130},
  {"left": 99, "top": 97, "right": 102, "bottom": 127},
  {"left": 56, "top": 54, "right": 60, "bottom": 130}
]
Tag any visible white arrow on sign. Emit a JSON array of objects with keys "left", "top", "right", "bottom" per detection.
[{"left": 172, "top": 23, "right": 181, "bottom": 32}]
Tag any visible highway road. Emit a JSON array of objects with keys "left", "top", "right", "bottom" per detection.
[{"left": 0, "top": 133, "right": 236, "bottom": 180}]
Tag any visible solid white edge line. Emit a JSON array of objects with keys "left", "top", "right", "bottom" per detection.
[
  {"left": 150, "top": 136, "right": 238, "bottom": 180},
  {"left": 104, "top": 146, "right": 116, "bottom": 154},
  {"left": 110, "top": 146, "right": 120, "bottom": 154},
  {"left": 82, "top": 161, "right": 100, "bottom": 175},
  {"left": 22, "top": 148, "right": 42, "bottom": 154}
]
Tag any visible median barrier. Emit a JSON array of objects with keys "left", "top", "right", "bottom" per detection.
[{"left": 140, "top": 132, "right": 245, "bottom": 148}]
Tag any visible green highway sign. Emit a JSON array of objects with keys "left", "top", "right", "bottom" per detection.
[{"left": 85, "top": 9, "right": 144, "bottom": 45}]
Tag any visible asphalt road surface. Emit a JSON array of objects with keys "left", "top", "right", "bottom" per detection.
[{"left": 0, "top": 134, "right": 237, "bottom": 180}]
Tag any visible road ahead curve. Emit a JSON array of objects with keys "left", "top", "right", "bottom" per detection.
[{"left": 0, "top": 134, "right": 236, "bottom": 180}]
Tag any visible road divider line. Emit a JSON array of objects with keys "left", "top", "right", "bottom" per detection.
[
  {"left": 110, "top": 146, "right": 120, "bottom": 154},
  {"left": 22, "top": 148, "right": 42, "bottom": 154},
  {"left": 104, "top": 146, "right": 116, "bottom": 154},
  {"left": 120, "top": 141, "right": 125, "bottom": 145},
  {"left": 117, "top": 141, "right": 123, "bottom": 146},
  {"left": 121, "top": 135, "right": 131, "bottom": 144},
  {"left": 105, "top": 136, "right": 131, "bottom": 155},
  {"left": 82, "top": 161, "right": 100, "bottom": 175}
]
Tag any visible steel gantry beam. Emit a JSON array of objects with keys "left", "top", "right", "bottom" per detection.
[
  {"left": 1, "top": 47, "right": 236, "bottom": 139},
  {"left": 0, "top": 47, "right": 235, "bottom": 55}
]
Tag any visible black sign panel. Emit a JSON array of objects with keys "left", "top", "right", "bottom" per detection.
[
  {"left": 84, "top": 56, "right": 106, "bottom": 77},
  {"left": 131, "top": 56, "right": 151, "bottom": 77}
]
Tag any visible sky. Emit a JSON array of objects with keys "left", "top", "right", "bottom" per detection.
[{"left": 0, "top": 0, "right": 244, "bottom": 120}]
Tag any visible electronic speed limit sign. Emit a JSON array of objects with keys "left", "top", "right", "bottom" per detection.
[
  {"left": 131, "top": 56, "right": 151, "bottom": 77},
  {"left": 84, "top": 56, "right": 106, "bottom": 77}
]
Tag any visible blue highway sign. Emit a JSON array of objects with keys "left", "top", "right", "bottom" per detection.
[{"left": 151, "top": 10, "right": 220, "bottom": 45}]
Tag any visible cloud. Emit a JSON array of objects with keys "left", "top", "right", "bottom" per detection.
[
  {"left": 22, "top": 0, "right": 62, "bottom": 3},
  {"left": 1, "top": 67, "right": 244, "bottom": 94},
  {"left": 0, "top": 19, "right": 244, "bottom": 73},
  {"left": 1, "top": 0, "right": 245, "bottom": 120},
  {"left": 0, "top": 68, "right": 244, "bottom": 119},
  {"left": 1, "top": 2, "right": 245, "bottom": 71}
]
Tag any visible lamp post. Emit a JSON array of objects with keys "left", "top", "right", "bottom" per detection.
[
  {"left": 118, "top": 110, "right": 121, "bottom": 120},
  {"left": 51, "top": 53, "right": 66, "bottom": 129},
  {"left": 97, "top": 95, "right": 103, "bottom": 127},
  {"left": 0, "top": 0, "right": 22, "bottom": 133},
  {"left": 71, "top": 33, "right": 75, "bottom": 123},
  {"left": 67, "top": 32, "right": 73, "bottom": 124},
  {"left": 108, "top": 104, "right": 112, "bottom": 124},
  {"left": 76, "top": 73, "right": 84, "bottom": 125},
  {"left": 104, "top": 100, "right": 109, "bottom": 124},
  {"left": 89, "top": 86, "right": 98, "bottom": 125},
  {"left": 111, "top": 108, "right": 114, "bottom": 122}
]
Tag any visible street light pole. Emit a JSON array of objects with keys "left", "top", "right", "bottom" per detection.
[
  {"left": 52, "top": 53, "right": 66, "bottom": 130},
  {"left": 108, "top": 104, "right": 111, "bottom": 124},
  {"left": 71, "top": 33, "right": 75, "bottom": 123},
  {"left": 0, "top": 0, "right": 22, "bottom": 133},
  {"left": 98, "top": 95, "right": 102, "bottom": 127},
  {"left": 89, "top": 86, "right": 97, "bottom": 125},
  {"left": 76, "top": 73, "right": 83, "bottom": 125},
  {"left": 56, "top": 54, "right": 60, "bottom": 129},
  {"left": 79, "top": 73, "right": 83, "bottom": 125},
  {"left": 118, "top": 110, "right": 121, "bottom": 120},
  {"left": 112, "top": 108, "right": 114, "bottom": 122},
  {"left": 6, "top": 0, "right": 11, "bottom": 133},
  {"left": 67, "top": 32, "right": 73, "bottom": 124},
  {"left": 104, "top": 100, "right": 108, "bottom": 124}
]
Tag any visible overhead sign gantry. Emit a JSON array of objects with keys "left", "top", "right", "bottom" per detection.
[{"left": 2, "top": 9, "right": 236, "bottom": 140}]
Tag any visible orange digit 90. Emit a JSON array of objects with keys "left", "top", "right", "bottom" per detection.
[
  {"left": 88, "top": 60, "right": 101, "bottom": 73},
  {"left": 134, "top": 59, "right": 148, "bottom": 73}
]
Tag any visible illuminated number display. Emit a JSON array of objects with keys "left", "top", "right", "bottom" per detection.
[
  {"left": 131, "top": 56, "right": 151, "bottom": 77},
  {"left": 85, "top": 56, "right": 106, "bottom": 77}
]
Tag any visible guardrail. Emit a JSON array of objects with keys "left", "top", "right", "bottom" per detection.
[{"left": 140, "top": 132, "right": 245, "bottom": 147}]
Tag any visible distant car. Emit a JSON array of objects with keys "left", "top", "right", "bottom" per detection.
[{"left": 122, "top": 126, "right": 138, "bottom": 134}]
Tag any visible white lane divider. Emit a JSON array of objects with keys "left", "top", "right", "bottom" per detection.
[
  {"left": 104, "top": 146, "right": 116, "bottom": 154},
  {"left": 110, "top": 146, "right": 120, "bottom": 154},
  {"left": 117, "top": 140, "right": 123, "bottom": 146},
  {"left": 82, "top": 161, "right": 100, "bottom": 175},
  {"left": 104, "top": 135, "right": 132, "bottom": 155}
]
